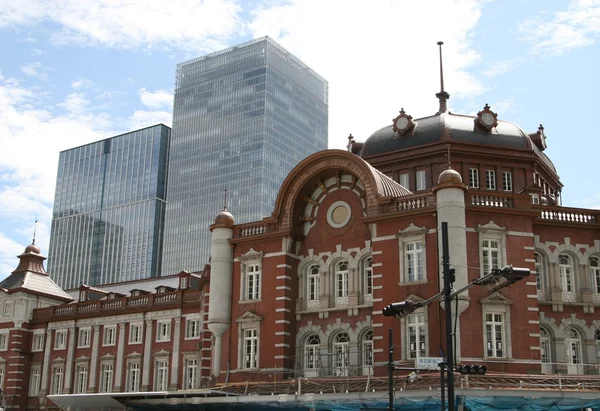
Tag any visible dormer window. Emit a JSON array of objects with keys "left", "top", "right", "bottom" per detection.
[
  {"left": 131, "top": 290, "right": 140, "bottom": 297},
  {"left": 392, "top": 108, "right": 415, "bottom": 136},
  {"left": 476, "top": 104, "right": 498, "bottom": 131},
  {"left": 79, "top": 290, "right": 87, "bottom": 302},
  {"left": 180, "top": 277, "right": 188, "bottom": 289},
  {"left": 157, "top": 287, "right": 166, "bottom": 294},
  {"left": 107, "top": 294, "right": 115, "bottom": 300}
]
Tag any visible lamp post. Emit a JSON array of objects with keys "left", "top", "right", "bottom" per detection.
[{"left": 383, "top": 221, "right": 530, "bottom": 411}]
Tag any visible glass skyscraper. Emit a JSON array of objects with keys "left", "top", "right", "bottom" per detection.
[
  {"left": 47, "top": 124, "right": 170, "bottom": 290},
  {"left": 162, "top": 36, "right": 328, "bottom": 275}
]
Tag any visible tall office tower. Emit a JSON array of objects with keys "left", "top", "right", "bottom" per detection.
[
  {"left": 47, "top": 124, "right": 170, "bottom": 289},
  {"left": 162, "top": 36, "right": 328, "bottom": 275}
]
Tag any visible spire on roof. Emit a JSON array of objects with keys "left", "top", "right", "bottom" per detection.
[
  {"left": 32, "top": 217, "right": 38, "bottom": 244},
  {"left": 436, "top": 41, "right": 450, "bottom": 114},
  {"left": 223, "top": 188, "right": 228, "bottom": 211}
]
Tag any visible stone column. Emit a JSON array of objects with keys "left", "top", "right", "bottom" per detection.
[
  {"left": 114, "top": 322, "right": 126, "bottom": 392},
  {"left": 39, "top": 329, "right": 53, "bottom": 396},
  {"left": 348, "top": 267, "right": 360, "bottom": 306},
  {"left": 319, "top": 271, "right": 330, "bottom": 308},
  {"left": 88, "top": 325, "right": 100, "bottom": 392},
  {"left": 141, "top": 319, "right": 153, "bottom": 391},
  {"left": 169, "top": 318, "right": 181, "bottom": 390},
  {"left": 63, "top": 327, "right": 76, "bottom": 393}
]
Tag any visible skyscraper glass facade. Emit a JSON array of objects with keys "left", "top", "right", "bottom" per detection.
[
  {"left": 47, "top": 124, "right": 170, "bottom": 290},
  {"left": 162, "top": 36, "right": 328, "bottom": 275}
]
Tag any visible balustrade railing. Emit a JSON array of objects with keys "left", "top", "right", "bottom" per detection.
[
  {"left": 235, "top": 221, "right": 278, "bottom": 238},
  {"left": 471, "top": 193, "right": 514, "bottom": 208},
  {"left": 535, "top": 206, "right": 599, "bottom": 224}
]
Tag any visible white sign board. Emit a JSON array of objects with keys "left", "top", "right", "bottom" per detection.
[{"left": 416, "top": 357, "right": 444, "bottom": 370}]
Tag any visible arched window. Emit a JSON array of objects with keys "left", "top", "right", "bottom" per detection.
[
  {"left": 540, "top": 328, "right": 551, "bottom": 363},
  {"left": 590, "top": 257, "right": 600, "bottom": 301},
  {"left": 362, "top": 330, "right": 373, "bottom": 375},
  {"left": 306, "top": 264, "right": 320, "bottom": 310},
  {"left": 363, "top": 257, "right": 373, "bottom": 303},
  {"left": 332, "top": 332, "right": 350, "bottom": 376},
  {"left": 535, "top": 252, "right": 547, "bottom": 300},
  {"left": 559, "top": 254, "right": 575, "bottom": 301},
  {"left": 304, "top": 334, "right": 320, "bottom": 376},
  {"left": 565, "top": 328, "right": 582, "bottom": 374},
  {"left": 334, "top": 260, "right": 349, "bottom": 307}
]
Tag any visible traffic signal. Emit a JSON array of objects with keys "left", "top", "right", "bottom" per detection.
[
  {"left": 456, "top": 364, "right": 487, "bottom": 375},
  {"left": 382, "top": 300, "right": 417, "bottom": 317},
  {"left": 500, "top": 265, "right": 530, "bottom": 283}
]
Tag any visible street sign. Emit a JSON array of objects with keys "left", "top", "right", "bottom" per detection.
[{"left": 416, "top": 357, "right": 443, "bottom": 370}]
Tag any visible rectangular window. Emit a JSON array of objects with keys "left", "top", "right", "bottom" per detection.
[
  {"left": 0, "top": 366, "right": 3, "bottom": 388},
  {"left": 485, "top": 170, "right": 496, "bottom": 190},
  {"left": 29, "top": 367, "right": 41, "bottom": 396},
  {"left": 184, "top": 358, "right": 199, "bottom": 389},
  {"left": 485, "top": 313, "right": 505, "bottom": 357},
  {"left": 75, "top": 364, "right": 88, "bottom": 394},
  {"left": 32, "top": 333, "right": 45, "bottom": 351},
  {"left": 243, "top": 328, "right": 258, "bottom": 369},
  {"left": 407, "top": 313, "right": 427, "bottom": 359},
  {"left": 336, "top": 269, "right": 349, "bottom": 298},
  {"left": 129, "top": 323, "right": 143, "bottom": 344},
  {"left": 0, "top": 334, "right": 8, "bottom": 351},
  {"left": 55, "top": 330, "right": 67, "bottom": 350},
  {"left": 307, "top": 270, "right": 320, "bottom": 301},
  {"left": 157, "top": 321, "right": 171, "bottom": 342},
  {"left": 78, "top": 328, "right": 91, "bottom": 348},
  {"left": 502, "top": 171, "right": 512, "bottom": 191},
  {"left": 468, "top": 168, "right": 479, "bottom": 189},
  {"left": 416, "top": 170, "right": 426, "bottom": 191},
  {"left": 100, "top": 363, "right": 113, "bottom": 393},
  {"left": 245, "top": 263, "right": 261, "bottom": 300},
  {"left": 185, "top": 319, "right": 200, "bottom": 339},
  {"left": 103, "top": 326, "right": 116, "bottom": 346},
  {"left": 127, "top": 362, "right": 140, "bottom": 392},
  {"left": 3, "top": 300, "right": 12, "bottom": 316},
  {"left": 52, "top": 366, "right": 64, "bottom": 394},
  {"left": 399, "top": 172, "right": 409, "bottom": 189},
  {"left": 155, "top": 359, "right": 169, "bottom": 391},
  {"left": 405, "top": 241, "right": 424, "bottom": 282},
  {"left": 481, "top": 240, "right": 500, "bottom": 275}
]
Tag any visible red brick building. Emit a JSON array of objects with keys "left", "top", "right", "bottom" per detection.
[{"left": 3, "top": 93, "right": 600, "bottom": 410}]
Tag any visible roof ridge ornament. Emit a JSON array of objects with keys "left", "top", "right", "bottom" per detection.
[{"left": 436, "top": 41, "right": 450, "bottom": 114}]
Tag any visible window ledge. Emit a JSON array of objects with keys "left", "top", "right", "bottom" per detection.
[
  {"left": 398, "top": 280, "right": 428, "bottom": 286},
  {"left": 238, "top": 299, "right": 262, "bottom": 304},
  {"left": 297, "top": 303, "right": 373, "bottom": 315}
]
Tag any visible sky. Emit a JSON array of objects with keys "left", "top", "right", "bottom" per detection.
[{"left": 0, "top": 0, "right": 599, "bottom": 276}]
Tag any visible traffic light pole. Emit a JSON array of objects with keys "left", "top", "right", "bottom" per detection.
[
  {"left": 442, "top": 222, "right": 455, "bottom": 411},
  {"left": 388, "top": 328, "right": 394, "bottom": 411}
]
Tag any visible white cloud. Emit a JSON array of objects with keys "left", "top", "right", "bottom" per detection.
[
  {"left": 20, "top": 61, "right": 49, "bottom": 80},
  {"left": 139, "top": 87, "right": 173, "bottom": 109},
  {"left": 128, "top": 109, "right": 172, "bottom": 130},
  {"left": 0, "top": 0, "right": 243, "bottom": 52},
  {"left": 0, "top": 232, "right": 28, "bottom": 279},
  {"left": 482, "top": 61, "right": 514, "bottom": 78},
  {"left": 519, "top": 0, "right": 600, "bottom": 55},
  {"left": 72, "top": 78, "right": 95, "bottom": 89},
  {"left": 247, "top": 0, "right": 484, "bottom": 148}
]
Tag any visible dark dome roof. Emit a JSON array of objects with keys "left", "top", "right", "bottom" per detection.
[
  {"left": 24, "top": 243, "right": 41, "bottom": 254},
  {"left": 360, "top": 112, "right": 557, "bottom": 172},
  {"left": 438, "top": 168, "right": 463, "bottom": 185}
]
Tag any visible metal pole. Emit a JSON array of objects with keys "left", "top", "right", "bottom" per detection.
[
  {"left": 439, "top": 361, "right": 446, "bottom": 411},
  {"left": 388, "top": 328, "right": 394, "bottom": 411},
  {"left": 442, "top": 222, "right": 455, "bottom": 411}
]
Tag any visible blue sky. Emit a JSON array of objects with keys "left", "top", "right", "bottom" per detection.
[{"left": 0, "top": 0, "right": 599, "bottom": 276}]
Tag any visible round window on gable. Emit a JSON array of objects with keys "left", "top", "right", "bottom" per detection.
[{"left": 327, "top": 201, "right": 352, "bottom": 228}]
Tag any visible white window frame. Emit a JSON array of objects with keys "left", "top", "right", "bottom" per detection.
[
  {"left": 154, "top": 358, "right": 169, "bottom": 391},
  {"left": 29, "top": 365, "right": 41, "bottom": 396},
  {"left": 405, "top": 241, "right": 424, "bottom": 282},
  {"left": 363, "top": 257, "right": 373, "bottom": 303},
  {"left": 103, "top": 325, "right": 116, "bottom": 346},
  {"left": 3, "top": 300, "right": 12, "bottom": 316},
  {"left": 482, "top": 307, "right": 511, "bottom": 359},
  {"left": 416, "top": 170, "right": 427, "bottom": 191},
  {"left": 0, "top": 333, "right": 8, "bottom": 351},
  {"left": 565, "top": 328, "right": 583, "bottom": 368},
  {"left": 362, "top": 330, "right": 374, "bottom": 376},
  {"left": 304, "top": 334, "right": 321, "bottom": 375},
  {"left": 237, "top": 312, "right": 261, "bottom": 370},
  {"left": 100, "top": 362, "right": 114, "bottom": 393},
  {"left": 540, "top": 327, "right": 552, "bottom": 364},
  {"left": 398, "top": 225, "right": 427, "bottom": 284},
  {"left": 239, "top": 249, "right": 264, "bottom": 303},
  {"left": 183, "top": 357, "right": 199, "bottom": 390},
  {"left": 126, "top": 361, "right": 140, "bottom": 392},
  {"left": 78, "top": 328, "right": 91, "bottom": 348},
  {"left": 535, "top": 252, "right": 549, "bottom": 300},
  {"left": 477, "top": 222, "right": 507, "bottom": 277},
  {"left": 590, "top": 257, "right": 600, "bottom": 298},
  {"left": 332, "top": 332, "right": 350, "bottom": 376},
  {"left": 406, "top": 310, "right": 427, "bottom": 360},
  {"left": 55, "top": 330, "right": 67, "bottom": 350},
  {"left": 502, "top": 171, "right": 513, "bottom": 191},
  {"left": 185, "top": 318, "right": 201, "bottom": 339},
  {"left": 129, "top": 323, "right": 143, "bottom": 344},
  {"left": 242, "top": 328, "right": 259, "bottom": 369},
  {"left": 485, "top": 169, "right": 496, "bottom": 190},
  {"left": 0, "top": 364, "right": 4, "bottom": 389},
  {"left": 468, "top": 168, "right": 479, "bottom": 189},
  {"left": 399, "top": 172, "right": 409, "bottom": 189},
  {"left": 32, "top": 332, "right": 45, "bottom": 351},
  {"left": 51, "top": 365, "right": 64, "bottom": 394},
  {"left": 156, "top": 320, "right": 171, "bottom": 342},
  {"left": 334, "top": 260, "right": 349, "bottom": 307},
  {"left": 75, "top": 363, "right": 88, "bottom": 394},
  {"left": 560, "top": 253, "right": 576, "bottom": 302},
  {"left": 306, "top": 263, "right": 321, "bottom": 310}
]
